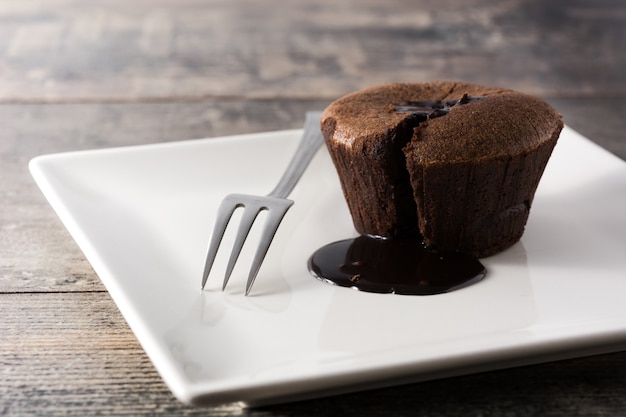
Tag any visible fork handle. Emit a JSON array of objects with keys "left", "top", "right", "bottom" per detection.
[{"left": 267, "top": 111, "right": 325, "bottom": 199}]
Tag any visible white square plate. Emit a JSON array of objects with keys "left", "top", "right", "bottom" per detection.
[{"left": 30, "top": 126, "right": 626, "bottom": 406}]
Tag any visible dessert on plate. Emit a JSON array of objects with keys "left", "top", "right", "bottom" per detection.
[
  {"left": 320, "top": 81, "right": 563, "bottom": 258},
  {"left": 308, "top": 81, "right": 563, "bottom": 294}
]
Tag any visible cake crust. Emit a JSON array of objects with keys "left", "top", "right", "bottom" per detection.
[{"left": 321, "top": 81, "right": 563, "bottom": 257}]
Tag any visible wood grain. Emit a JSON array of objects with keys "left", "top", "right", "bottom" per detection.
[
  {"left": 1, "top": 0, "right": 624, "bottom": 102},
  {"left": 0, "top": 292, "right": 232, "bottom": 416}
]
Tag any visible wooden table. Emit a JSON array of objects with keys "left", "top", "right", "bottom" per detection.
[{"left": 2, "top": 0, "right": 625, "bottom": 415}]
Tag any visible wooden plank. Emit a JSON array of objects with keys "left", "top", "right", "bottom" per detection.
[
  {"left": 0, "top": 292, "right": 235, "bottom": 415},
  {"left": 548, "top": 97, "right": 626, "bottom": 160},
  {"left": 0, "top": 0, "right": 624, "bottom": 102},
  {"left": 1, "top": 291, "right": 626, "bottom": 416}
]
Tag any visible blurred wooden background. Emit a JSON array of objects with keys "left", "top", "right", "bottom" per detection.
[{"left": 1, "top": 0, "right": 625, "bottom": 415}]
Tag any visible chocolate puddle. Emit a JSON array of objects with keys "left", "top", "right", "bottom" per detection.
[
  {"left": 308, "top": 235, "right": 486, "bottom": 295},
  {"left": 395, "top": 94, "right": 484, "bottom": 120}
]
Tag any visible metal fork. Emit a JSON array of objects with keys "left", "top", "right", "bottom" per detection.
[{"left": 201, "top": 111, "right": 324, "bottom": 295}]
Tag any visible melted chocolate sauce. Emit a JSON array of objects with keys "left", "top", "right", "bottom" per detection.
[
  {"left": 308, "top": 235, "right": 486, "bottom": 295},
  {"left": 395, "top": 94, "right": 484, "bottom": 121}
]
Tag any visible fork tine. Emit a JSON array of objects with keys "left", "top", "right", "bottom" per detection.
[
  {"left": 201, "top": 196, "right": 239, "bottom": 290},
  {"left": 202, "top": 112, "right": 324, "bottom": 294},
  {"left": 222, "top": 203, "right": 263, "bottom": 291},
  {"left": 244, "top": 200, "right": 294, "bottom": 296}
]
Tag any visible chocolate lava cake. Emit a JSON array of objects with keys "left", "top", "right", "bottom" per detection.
[{"left": 320, "top": 81, "right": 563, "bottom": 257}]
